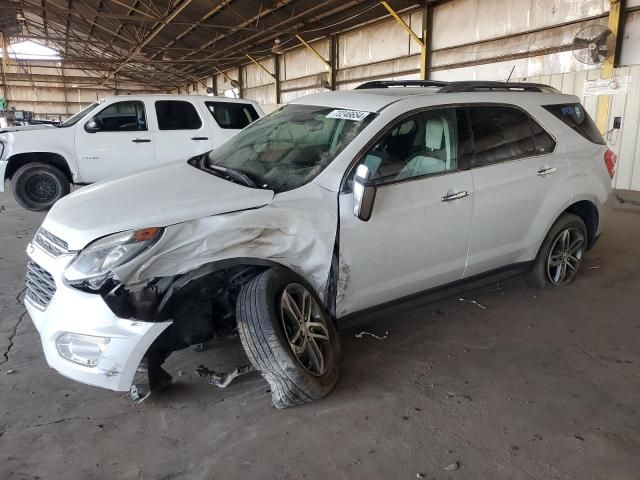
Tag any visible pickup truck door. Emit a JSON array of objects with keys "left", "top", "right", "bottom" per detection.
[
  {"left": 75, "top": 99, "right": 156, "bottom": 182},
  {"left": 337, "top": 107, "right": 474, "bottom": 317},
  {"left": 152, "top": 99, "right": 214, "bottom": 164}
]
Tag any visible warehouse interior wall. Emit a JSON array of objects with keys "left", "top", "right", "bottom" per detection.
[
  {"left": 0, "top": 60, "right": 161, "bottom": 120},
  {"left": 179, "top": 0, "right": 640, "bottom": 190},
  {"left": 3, "top": 0, "right": 639, "bottom": 188}
]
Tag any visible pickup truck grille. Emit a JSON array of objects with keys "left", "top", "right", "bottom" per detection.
[
  {"left": 26, "top": 260, "right": 57, "bottom": 309},
  {"left": 34, "top": 228, "right": 70, "bottom": 257}
]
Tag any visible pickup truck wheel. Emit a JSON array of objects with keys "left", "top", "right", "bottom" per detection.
[
  {"left": 12, "top": 162, "right": 70, "bottom": 211},
  {"left": 237, "top": 268, "right": 341, "bottom": 408},
  {"left": 527, "top": 213, "right": 587, "bottom": 289}
]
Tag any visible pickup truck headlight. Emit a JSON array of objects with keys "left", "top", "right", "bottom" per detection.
[{"left": 65, "top": 227, "right": 163, "bottom": 290}]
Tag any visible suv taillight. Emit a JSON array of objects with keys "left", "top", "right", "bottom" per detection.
[{"left": 604, "top": 149, "right": 617, "bottom": 179}]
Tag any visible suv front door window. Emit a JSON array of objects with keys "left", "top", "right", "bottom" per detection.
[
  {"left": 337, "top": 107, "right": 474, "bottom": 315},
  {"left": 75, "top": 100, "right": 155, "bottom": 182}
]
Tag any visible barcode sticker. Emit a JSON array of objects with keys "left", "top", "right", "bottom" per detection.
[{"left": 326, "top": 109, "right": 370, "bottom": 122}]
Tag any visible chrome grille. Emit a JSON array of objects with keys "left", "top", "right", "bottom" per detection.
[
  {"left": 34, "top": 228, "right": 70, "bottom": 257},
  {"left": 26, "top": 260, "right": 57, "bottom": 309}
]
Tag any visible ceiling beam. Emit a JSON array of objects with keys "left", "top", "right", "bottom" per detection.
[
  {"left": 0, "top": 3, "right": 160, "bottom": 22},
  {"left": 100, "top": 0, "right": 193, "bottom": 86}
]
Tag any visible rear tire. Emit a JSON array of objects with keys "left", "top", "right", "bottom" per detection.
[
  {"left": 236, "top": 268, "right": 341, "bottom": 408},
  {"left": 12, "top": 162, "right": 70, "bottom": 211},
  {"left": 527, "top": 213, "right": 588, "bottom": 289}
]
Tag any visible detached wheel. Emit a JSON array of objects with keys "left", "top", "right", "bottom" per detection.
[
  {"left": 527, "top": 213, "right": 587, "bottom": 288},
  {"left": 12, "top": 162, "right": 70, "bottom": 211},
  {"left": 237, "top": 268, "right": 341, "bottom": 408}
]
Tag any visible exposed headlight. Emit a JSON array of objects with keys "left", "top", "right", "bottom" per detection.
[
  {"left": 0, "top": 141, "right": 4, "bottom": 159},
  {"left": 64, "top": 227, "right": 163, "bottom": 290}
]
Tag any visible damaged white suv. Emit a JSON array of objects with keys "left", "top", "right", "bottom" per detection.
[{"left": 25, "top": 80, "right": 614, "bottom": 408}]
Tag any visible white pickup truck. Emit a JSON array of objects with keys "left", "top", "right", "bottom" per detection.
[{"left": 0, "top": 95, "right": 263, "bottom": 211}]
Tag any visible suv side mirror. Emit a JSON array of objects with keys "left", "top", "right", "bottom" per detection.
[
  {"left": 353, "top": 164, "right": 377, "bottom": 221},
  {"left": 84, "top": 118, "right": 102, "bottom": 133}
]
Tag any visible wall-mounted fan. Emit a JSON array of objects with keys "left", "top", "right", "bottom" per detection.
[{"left": 572, "top": 25, "right": 616, "bottom": 65}]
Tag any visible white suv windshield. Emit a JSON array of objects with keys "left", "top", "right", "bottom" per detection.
[{"left": 204, "top": 104, "right": 374, "bottom": 192}]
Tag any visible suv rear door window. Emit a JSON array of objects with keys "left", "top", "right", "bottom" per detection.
[
  {"left": 205, "top": 101, "right": 259, "bottom": 129},
  {"left": 543, "top": 103, "right": 605, "bottom": 145},
  {"left": 467, "top": 105, "right": 535, "bottom": 167},
  {"left": 530, "top": 118, "right": 556, "bottom": 155},
  {"left": 155, "top": 100, "right": 202, "bottom": 130}
]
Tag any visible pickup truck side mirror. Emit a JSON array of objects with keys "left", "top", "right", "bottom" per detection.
[
  {"left": 353, "top": 164, "right": 377, "bottom": 221},
  {"left": 84, "top": 118, "right": 102, "bottom": 133}
]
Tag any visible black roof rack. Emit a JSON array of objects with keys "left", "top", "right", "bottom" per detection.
[
  {"left": 355, "top": 80, "right": 449, "bottom": 89},
  {"left": 439, "top": 81, "right": 559, "bottom": 93},
  {"left": 355, "top": 80, "right": 559, "bottom": 94}
]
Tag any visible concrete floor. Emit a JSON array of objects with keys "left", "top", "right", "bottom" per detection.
[{"left": 1, "top": 189, "right": 639, "bottom": 480}]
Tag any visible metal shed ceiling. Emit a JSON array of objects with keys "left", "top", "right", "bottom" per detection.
[{"left": 0, "top": 0, "right": 422, "bottom": 91}]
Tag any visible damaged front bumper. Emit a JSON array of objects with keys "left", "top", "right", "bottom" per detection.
[{"left": 25, "top": 241, "right": 171, "bottom": 391}]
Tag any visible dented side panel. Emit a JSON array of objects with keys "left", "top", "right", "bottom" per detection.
[{"left": 115, "top": 182, "right": 339, "bottom": 301}]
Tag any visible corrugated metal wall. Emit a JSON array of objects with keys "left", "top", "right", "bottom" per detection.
[
  {"left": 0, "top": 61, "right": 161, "bottom": 119},
  {"left": 175, "top": 1, "right": 640, "bottom": 189},
  {"left": 526, "top": 66, "right": 640, "bottom": 191}
]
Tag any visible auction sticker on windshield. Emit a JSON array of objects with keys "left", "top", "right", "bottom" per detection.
[{"left": 326, "top": 109, "right": 370, "bottom": 122}]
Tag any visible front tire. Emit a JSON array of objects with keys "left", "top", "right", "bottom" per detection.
[
  {"left": 527, "top": 213, "right": 588, "bottom": 289},
  {"left": 12, "top": 162, "right": 70, "bottom": 211},
  {"left": 237, "top": 268, "right": 341, "bottom": 408}
]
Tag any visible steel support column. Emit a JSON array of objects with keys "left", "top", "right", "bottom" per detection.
[
  {"left": 274, "top": 55, "right": 282, "bottom": 104},
  {"left": 330, "top": 34, "right": 338, "bottom": 90},
  {"left": 596, "top": 0, "right": 626, "bottom": 133}
]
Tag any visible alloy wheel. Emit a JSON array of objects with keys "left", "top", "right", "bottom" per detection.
[
  {"left": 546, "top": 227, "right": 585, "bottom": 286},
  {"left": 280, "top": 283, "right": 331, "bottom": 376}
]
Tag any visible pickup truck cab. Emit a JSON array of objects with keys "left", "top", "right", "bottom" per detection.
[{"left": 0, "top": 95, "right": 263, "bottom": 211}]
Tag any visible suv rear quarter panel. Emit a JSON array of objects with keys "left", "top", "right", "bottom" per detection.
[{"left": 538, "top": 107, "right": 612, "bottom": 236}]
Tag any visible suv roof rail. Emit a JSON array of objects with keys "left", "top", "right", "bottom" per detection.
[
  {"left": 439, "top": 81, "right": 559, "bottom": 93},
  {"left": 354, "top": 79, "right": 559, "bottom": 94},
  {"left": 355, "top": 80, "right": 449, "bottom": 89}
]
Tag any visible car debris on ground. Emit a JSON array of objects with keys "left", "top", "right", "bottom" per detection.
[
  {"left": 196, "top": 364, "right": 255, "bottom": 388},
  {"left": 459, "top": 298, "right": 487, "bottom": 309},
  {"left": 355, "top": 331, "right": 389, "bottom": 340}
]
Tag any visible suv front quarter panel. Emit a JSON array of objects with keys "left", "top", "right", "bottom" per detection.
[{"left": 112, "top": 182, "right": 339, "bottom": 302}]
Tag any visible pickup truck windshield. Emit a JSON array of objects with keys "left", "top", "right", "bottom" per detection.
[
  {"left": 204, "top": 104, "right": 374, "bottom": 192},
  {"left": 59, "top": 102, "right": 99, "bottom": 127}
]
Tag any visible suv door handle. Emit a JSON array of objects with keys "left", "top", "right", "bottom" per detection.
[
  {"left": 132, "top": 138, "right": 151, "bottom": 143},
  {"left": 191, "top": 136, "right": 209, "bottom": 141},
  {"left": 441, "top": 191, "right": 469, "bottom": 202},
  {"left": 537, "top": 166, "right": 556, "bottom": 176}
]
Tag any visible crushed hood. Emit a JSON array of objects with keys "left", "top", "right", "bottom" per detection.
[{"left": 43, "top": 161, "right": 274, "bottom": 250}]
